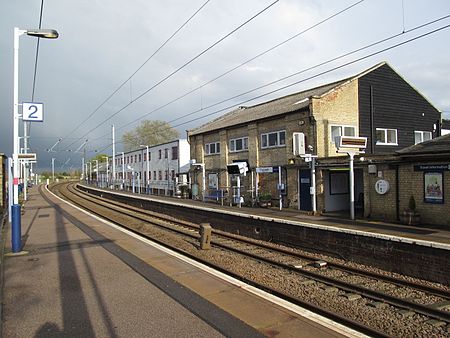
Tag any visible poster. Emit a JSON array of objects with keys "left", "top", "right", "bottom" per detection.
[
  {"left": 424, "top": 172, "right": 443, "bottom": 203},
  {"left": 208, "top": 173, "right": 218, "bottom": 189}
]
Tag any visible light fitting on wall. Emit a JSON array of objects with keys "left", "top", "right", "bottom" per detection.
[{"left": 288, "top": 158, "right": 296, "bottom": 165}]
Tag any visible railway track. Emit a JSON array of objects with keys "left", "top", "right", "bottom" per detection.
[{"left": 49, "top": 182, "right": 450, "bottom": 337}]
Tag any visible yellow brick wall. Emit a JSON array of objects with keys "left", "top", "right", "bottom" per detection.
[
  {"left": 364, "top": 164, "right": 398, "bottom": 220},
  {"left": 363, "top": 162, "right": 450, "bottom": 226},
  {"left": 399, "top": 165, "right": 450, "bottom": 226},
  {"left": 312, "top": 80, "right": 359, "bottom": 158}
]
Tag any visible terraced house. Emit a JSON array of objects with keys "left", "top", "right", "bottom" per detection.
[{"left": 187, "top": 62, "right": 442, "bottom": 217}]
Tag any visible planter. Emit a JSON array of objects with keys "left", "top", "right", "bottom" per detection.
[
  {"left": 400, "top": 210, "right": 421, "bottom": 226},
  {"left": 259, "top": 200, "right": 272, "bottom": 208}
]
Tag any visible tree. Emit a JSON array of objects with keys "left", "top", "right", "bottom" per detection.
[
  {"left": 89, "top": 154, "right": 109, "bottom": 162},
  {"left": 122, "top": 120, "right": 179, "bottom": 151}
]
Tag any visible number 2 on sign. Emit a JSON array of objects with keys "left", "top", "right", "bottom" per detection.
[
  {"left": 27, "top": 105, "right": 38, "bottom": 119},
  {"left": 22, "top": 102, "right": 43, "bottom": 121}
]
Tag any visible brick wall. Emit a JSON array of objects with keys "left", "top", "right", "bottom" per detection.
[
  {"left": 364, "top": 161, "right": 450, "bottom": 226},
  {"left": 312, "top": 80, "right": 359, "bottom": 158},
  {"left": 365, "top": 163, "right": 398, "bottom": 220}
]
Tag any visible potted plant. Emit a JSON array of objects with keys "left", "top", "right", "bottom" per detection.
[
  {"left": 258, "top": 192, "right": 272, "bottom": 208},
  {"left": 400, "top": 195, "right": 421, "bottom": 225}
]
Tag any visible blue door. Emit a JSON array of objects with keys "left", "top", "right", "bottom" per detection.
[{"left": 299, "top": 169, "right": 312, "bottom": 211}]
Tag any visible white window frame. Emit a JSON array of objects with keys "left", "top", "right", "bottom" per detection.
[
  {"left": 330, "top": 124, "right": 356, "bottom": 143},
  {"left": 414, "top": 130, "right": 432, "bottom": 144},
  {"left": 261, "top": 130, "right": 286, "bottom": 149},
  {"left": 205, "top": 142, "right": 220, "bottom": 155},
  {"left": 376, "top": 128, "right": 398, "bottom": 145},
  {"left": 229, "top": 137, "right": 249, "bottom": 153}
]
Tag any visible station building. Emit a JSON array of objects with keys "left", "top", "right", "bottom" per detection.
[
  {"left": 187, "top": 62, "right": 446, "bottom": 224},
  {"left": 108, "top": 139, "right": 190, "bottom": 196}
]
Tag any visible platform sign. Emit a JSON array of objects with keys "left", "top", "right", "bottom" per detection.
[
  {"left": 18, "top": 153, "right": 37, "bottom": 162},
  {"left": 22, "top": 102, "right": 44, "bottom": 122}
]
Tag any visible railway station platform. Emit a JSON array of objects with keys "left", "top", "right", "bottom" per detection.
[
  {"left": 84, "top": 184, "right": 450, "bottom": 248},
  {"left": 0, "top": 186, "right": 359, "bottom": 338}
]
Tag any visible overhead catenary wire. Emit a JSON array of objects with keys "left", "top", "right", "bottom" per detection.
[
  {"left": 170, "top": 24, "right": 450, "bottom": 129},
  {"left": 113, "top": 0, "right": 366, "bottom": 135},
  {"left": 27, "top": 0, "right": 46, "bottom": 152},
  {"left": 93, "top": 14, "right": 450, "bottom": 146},
  {"left": 62, "top": 0, "right": 212, "bottom": 142},
  {"left": 61, "top": 0, "right": 280, "bottom": 152},
  {"left": 92, "top": 21, "right": 450, "bottom": 155}
]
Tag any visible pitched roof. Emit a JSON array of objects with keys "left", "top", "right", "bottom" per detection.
[
  {"left": 189, "top": 62, "right": 388, "bottom": 136},
  {"left": 396, "top": 133, "right": 450, "bottom": 156}
]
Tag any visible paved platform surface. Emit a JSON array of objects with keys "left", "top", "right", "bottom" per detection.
[
  {"left": 86, "top": 184, "right": 450, "bottom": 248},
  {"left": 1, "top": 186, "right": 357, "bottom": 338}
]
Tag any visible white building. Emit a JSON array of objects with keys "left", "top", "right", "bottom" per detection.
[{"left": 111, "top": 139, "right": 190, "bottom": 195}]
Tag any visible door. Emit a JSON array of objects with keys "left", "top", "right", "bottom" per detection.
[{"left": 299, "top": 169, "right": 312, "bottom": 211}]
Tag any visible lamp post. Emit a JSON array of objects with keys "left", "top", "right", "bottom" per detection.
[
  {"left": 121, "top": 152, "right": 125, "bottom": 190},
  {"left": 94, "top": 159, "right": 99, "bottom": 185},
  {"left": 11, "top": 27, "right": 58, "bottom": 253},
  {"left": 51, "top": 158, "right": 55, "bottom": 182},
  {"left": 140, "top": 145, "right": 150, "bottom": 194},
  {"left": 103, "top": 156, "right": 109, "bottom": 188},
  {"left": 88, "top": 161, "right": 92, "bottom": 184}
]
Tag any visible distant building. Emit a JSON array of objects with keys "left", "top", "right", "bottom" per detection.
[{"left": 108, "top": 139, "right": 190, "bottom": 196}]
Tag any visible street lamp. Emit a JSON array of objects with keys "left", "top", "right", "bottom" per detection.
[
  {"left": 11, "top": 27, "right": 59, "bottom": 253},
  {"left": 140, "top": 145, "right": 150, "bottom": 194},
  {"left": 94, "top": 159, "right": 99, "bottom": 185},
  {"left": 121, "top": 152, "right": 125, "bottom": 190},
  {"left": 51, "top": 158, "right": 55, "bottom": 182},
  {"left": 103, "top": 156, "right": 109, "bottom": 188}
]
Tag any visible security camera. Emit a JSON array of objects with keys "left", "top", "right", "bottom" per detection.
[{"left": 308, "top": 145, "right": 314, "bottom": 151}]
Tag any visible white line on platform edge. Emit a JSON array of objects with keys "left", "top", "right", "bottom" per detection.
[{"left": 46, "top": 184, "right": 368, "bottom": 338}]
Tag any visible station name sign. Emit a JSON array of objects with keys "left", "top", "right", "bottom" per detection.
[
  {"left": 256, "top": 166, "right": 280, "bottom": 173},
  {"left": 413, "top": 164, "right": 450, "bottom": 171}
]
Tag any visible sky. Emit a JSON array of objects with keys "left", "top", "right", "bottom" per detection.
[{"left": 1, "top": 0, "right": 449, "bottom": 172}]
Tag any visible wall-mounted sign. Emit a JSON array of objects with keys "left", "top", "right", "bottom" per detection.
[
  {"left": 375, "top": 179, "right": 390, "bottom": 195},
  {"left": 256, "top": 166, "right": 279, "bottom": 173},
  {"left": 414, "top": 164, "right": 450, "bottom": 171}
]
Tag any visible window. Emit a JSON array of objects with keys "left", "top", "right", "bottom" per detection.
[
  {"left": 138, "top": 154, "right": 141, "bottom": 162},
  {"left": 164, "top": 170, "right": 168, "bottom": 180},
  {"left": 159, "top": 149, "right": 162, "bottom": 159},
  {"left": 143, "top": 153, "right": 146, "bottom": 162},
  {"left": 171, "top": 169, "right": 175, "bottom": 179},
  {"left": 158, "top": 170, "right": 162, "bottom": 180},
  {"left": 229, "top": 137, "right": 249, "bottom": 152},
  {"left": 134, "top": 155, "right": 137, "bottom": 163},
  {"left": 376, "top": 128, "right": 398, "bottom": 145},
  {"left": 164, "top": 148, "right": 168, "bottom": 159},
  {"left": 261, "top": 130, "right": 285, "bottom": 149},
  {"left": 205, "top": 142, "right": 220, "bottom": 155},
  {"left": 414, "top": 131, "right": 432, "bottom": 144},
  {"left": 130, "top": 156, "right": 133, "bottom": 164},
  {"left": 330, "top": 125, "right": 356, "bottom": 143},
  {"left": 153, "top": 171, "right": 156, "bottom": 180},
  {"left": 172, "top": 146, "right": 178, "bottom": 160}
]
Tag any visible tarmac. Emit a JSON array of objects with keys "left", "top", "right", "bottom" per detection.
[{"left": 0, "top": 185, "right": 361, "bottom": 338}]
